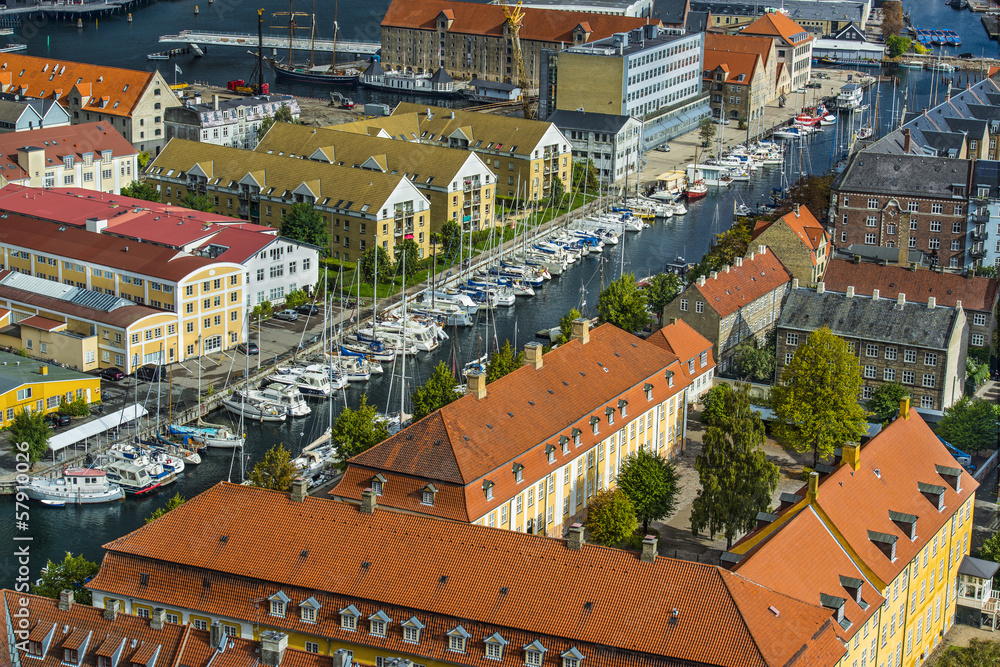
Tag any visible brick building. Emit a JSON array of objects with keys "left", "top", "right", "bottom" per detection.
[
  {"left": 829, "top": 153, "right": 973, "bottom": 270},
  {"left": 702, "top": 33, "right": 778, "bottom": 125},
  {"left": 750, "top": 204, "right": 830, "bottom": 284}
]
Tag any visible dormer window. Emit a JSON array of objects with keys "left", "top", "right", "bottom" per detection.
[
  {"left": 590, "top": 416, "right": 600, "bottom": 435},
  {"left": 368, "top": 610, "right": 391, "bottom": 637},
  {"left": 339, "top": 604, "right": 360, "bottom": 631},
  {"left": 919, "top": 482, "right": 946, "bottom": 511},
  {"left": 97, "top": 657, "right": 110, "bottom": 667},
  {"left": 268, "top": 591, "right": 290, "bottom": 617},
  {"left": 868, "top": 530, "right": 898, "bottom": 562},
  {"left": 820, "top": 593, "right": 848, "bottom": 628},
  {"left": 561, "top": 647, "right": 584, "bottom": 667},
  {"left": 890, "top": 511, "right": 918, "bottom": 541},
  {"left": 28, "top": 642, "right": 42, "bottom": 658},
  {"left": 485, "top": 633, "right": 509, "bottom": 661},
  {"left": 483, "top": 479, "right": 495, "bottom": 501},
  {"left": 560, "top": 435, "right": 569, "bottom": 454},
  {"left": 605, "top": 407, "right": 615, "bottom": 425},
  {"left": 665, "top": 370, "right": 675, "bottom": 387},
  {"left": 523, "top": 641, "right": 547, "bottom": 667},
  {"left": 572, "top": 428, "right": 582, "bottom": 446},
  {"left": 402, "top": 617, "right": 425, "bottom": 643},
  {"left": 545, "top": 444, "right": 556, "bottom": 464},
  {"left": 63, "top": 649, "right": 78, "bottom": 665},
  {"left": 371, "top": 472, "right": 387, "bottom": 496},
  {"left": 513, "top": 462, "right": 524, "bottom": 483},
  {"left": 448, "top": 626, "right": 470, "bottom": 653},
  {"left": 299, "top": 596, "right": 320, "bottom": 623},
  {"left": 421, "top": 483, "right": 438, "bottom": 506},
  {"left": 936, "top": 464, "right": 962, "bottom": 493},
  {"left": 644, "top": 383, "right": 654, "bottom": 400},
  {"left": 618, "top": 399, "right": 628, "bottom": 417}
]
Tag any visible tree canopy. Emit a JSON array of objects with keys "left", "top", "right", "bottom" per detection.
[
  {"left": 394, "top": 239, "right": 421, "bottom": 278},
  {"left": 690, "top": 383, "right": 780, "bottom": 548},
  {"left": 935, "top": 639, "right": 1000, "bottom": 667},
  {"left": 257, "top": 103, "right": 296, "bottom": 140},
  {"left": 486, "top": 339, "right": 524, "bottom": 383},
  {"left": 598, "top": 273, "right": 651, "bottom": 333},
  {"left": 248, "top": 444, "right": 296, "bottom": 491},
  {"left": 120, "top": 180, "right": 160, "bottom": 202},
  {"left": 410, "top": 361, "right": 460, "bottom": 421},
  {"left": 886, "top": 35, "right": 911, "bottom": 58},
  {"left": 938, "top": 397, "right": 999, "bottom": 453},
  {"left": 698, "top": 117, "right": 716, "bottom": 147},
  {"left": 617, "top": 448, "right": 681, "bottom": 533},
  {"left": 281, "top": 202, "right": 329, "bottom": 249},
  {"left": 866, "top": 382, "right": 910, "bottom": 425},
  {"left": 732, "top": 336, "right": 776, "bottom": 383},
  {"left": 881, "top": 0, "right": 904, "bottom": 37},
  {"left": 360, "top": 246, "right": 393, "bottom": 286},
  {"left": 554, "top": 308, "right": 582, "bottom": 345},
  {"left": 145, "top": 493, "right": 185, "bottom": 524},
  {"left": 770, "top": 174, "right": 835, "bottom": 224},
  {"left": 584, "top": 488, "right": 638, "bottom": 546},
  {"left": 769, "top": 327, "right": 867, "bottom": 466},
  {"left": 699, "top": 384, "right": 729, "bottom": 428},
  {"left": 180, "top": 192, "right": 215, "bottom": 212},
  {"left": 644, "top": 273, "right": 682, "bottom": 323},
  {"left": 32, "top": 552, "right": 100, "bottom": 605},
  {"left": 10, "top": 408, "right": 50, "bottom": 463},
  {"left": 436, "top": 220, "right": 462, "bottom": 260},
  {"left": 333, "top": 395, "right": 390, "bottom": 460}
]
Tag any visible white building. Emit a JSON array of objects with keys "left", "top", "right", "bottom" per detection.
[
  {"left": 165, "top": 94, "right": 301, "bottom": 150},
  {"left": 546, "top": 110, "right": 642, "bottom": 185}
]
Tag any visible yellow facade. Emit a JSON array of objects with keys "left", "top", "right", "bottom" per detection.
[{"left": 0, "top": 360, "right": 101, "bottom": 428}]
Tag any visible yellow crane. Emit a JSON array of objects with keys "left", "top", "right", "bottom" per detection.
[{"left": 501, "top": 0, "right": 533, "bottom": 119}]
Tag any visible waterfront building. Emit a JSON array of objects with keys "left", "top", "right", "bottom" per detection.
[
  {"left": 0, "top": 95, "right": 70, "bottom": 132},
  {"left": 737, "top": 12, "right": 813, "bottom": 91},
  {"left": 703, "top": 32, "right": 782, "bottom": 123},
  {"left": 660, "top": 246, "right": 792, "bottom": 374},
  {"left": 146, "top": 139, "right": 432, "bottom": 262},
  {"left": 544, "top": 110, "right": 641, "bottom": 185},
  {"left": 822, "top": 259, "right": 997, "bottom": 354},
  {"left": 0, "top": 53, "right": 181, "bottom": 154},
  {"left": 539, "top": 26, "right": 708, "bottom": 148},
  {"left": 0, "top": 348, "right": 100, "bottom": 425},
  {"left": 86, "top": 480, "right": 849, "bottom": 667},
  {"left": 775, "top": 285, "right": 967, "bottom": 411},
  {"left": 969, "top": 159, "right": 1000, "bottom": 270},
  {"left": 0, "top": 122, "right": 137, "bottom": 193},
  {"left": 729, "top": 398, "right": 977, "bottom": 667},
  {"left": 332, "top": 321, "right": 690, "bottom": 535},
  {"left": 379, "top": 0, "right": 652, "bottom": 88},
  {"left": 670, "top": 1, "right": 867, "bottom": 37},
  {"left": 0, "top": 215, "right": 245, "bottom": 371},
  {"left": 829, "top": 154, "right": 973, "bottom": 271},
  {"left": 165, "top": 94, "right": 301, "bottom": 150},
  {"left": 750, "top": 205, "right": 830, "bottom": 285},
  {"left": 255, "top": 122, "right": 498, "bottom": 234},
  {"left": 0, "top": 186, "right": 321, "bottom": 309},
  {"left": 645, "top": 318, "right": 716, "bottom": 401},
  {"left": 510, "top": 0, "right": 653, "bottom": 18}
]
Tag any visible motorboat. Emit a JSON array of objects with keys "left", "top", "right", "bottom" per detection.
[
  {"left": 222, "top": 390, "right": 289, "bottom": 422},
  {"left": 103, "top": 461, "right": 161, "bottom": 495},
  {"left": 257, "top": 383, "right": 312, "bottom": 417},
  {"left": 267, "top": 369, "right": 334, "bottom": 397},
  {"left": 292, "top": 444, "right": 336, "bottom": 479},
  {"left": 341, "top": 341, "right": 395, "bottom": 363},
  {"left": 19, "top": 468, "right": 124, "bottom": 504},
  {"left": 410, "top": 301, "right": 475, "bottom": 326},
  {"left": 686, "top": 180, "right": 708, "bottom": 200},
  {"left": 420, "top": 289, "right": 480, "bottom": 315},
  {"left": 328, "top": 354, "right": 374, "bottom": 382},
  {"left": 167, "top": 423, "right": 245, "bottom": 449},
  {"left": 773, "top": 126, "right": 805, "bottom": 140}
]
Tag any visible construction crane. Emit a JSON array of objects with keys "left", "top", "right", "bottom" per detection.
[{"left": 501, "top": 0, "right": 533, "bottom": 119}]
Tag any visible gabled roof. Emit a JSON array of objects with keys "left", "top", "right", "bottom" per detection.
[
  {"left": 0, "top": 122, "right": 136, "bottom": 182},
  {"left": 690, "top": 248, "right": 792, "bottom": 317},
  {"left": 705, "top": 33, "right": 775, "bottom": 66},
  {"left": 739, "top": 12, "right": 812, "bottom": 45},
  {"left": 646, "top": 319, "right": 713, "bottom": 365},
  {"left": 546, "top": 110, "right": 636, "bottom": 134},
  {"left": 89, "top": 482, "right": 847, "bottom": 667},
  {"left": 831, "top": 152, "right": 971, "bottom": 199},
  {"left": 752, "top": 206, "right": 826, "bottom": 252},
  {"left": 703, "top": 49, "right": 760, "bottom": 85},
  {"left": 18, "top": 314, "right": 65, "bottom": 331}
]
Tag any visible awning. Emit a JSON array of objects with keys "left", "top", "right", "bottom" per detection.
[{"left": 48, "top": 404, "right": 149, "bottom": 452}]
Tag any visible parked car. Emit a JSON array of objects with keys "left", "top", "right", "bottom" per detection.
[
  {"left": 134, "top": 365, "right": 166, "bottom": 382},
  {"left": 275, "top": 309, "right": 299, "bottom": 322},
  {"left": 712, "top": 117, "right": 730, "bottom": 125},
  {"left": 294, "top": 304, "right": 319, "bottom": 316},
  {"left": 46, "top": 412, "right": 71, "bottom": 427},
  {"left": 654, "top": 145, "right": 671, "bottom": 152},
  {"left": 237, "top": 342, "right": 260, "bottom": 355},
  {"left": 98, "top": 367, "right": 125, "bottom": 381}
]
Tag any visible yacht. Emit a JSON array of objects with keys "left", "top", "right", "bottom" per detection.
[
  {"left": 420, "top": 289, "right": 480, "bottom": 315},
  {"left": 104, "top": 461, "right": 161, "bottom": 495},
  {"left": 267, "top": 369, "right": 334, "bottom": 397},
  {"left": 167, "top": 423, "right": 246, "bottom": 449},
  {"left": 19, "top": 468, "right": 124, "bottom": 504},
  {"left": 222, "top": 390, "right": 288, "bottom": 422}
]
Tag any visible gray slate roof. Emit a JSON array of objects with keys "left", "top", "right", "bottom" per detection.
[
  {"left": 832, "top": 152, "right": 971, "bottom": 199},
  {"left": 832, "top": 244, "right": 928, "bottom": 267},
  {"left": 958, "top": 555, "right": 1000, "bottom": 580},
  {"left": 778, "top": 288, "right": 961, "bottom": 349},
  {"left": 547, "top": 109, "right": 634, "bottom": 133},
  {"left": 687, "top": 0, "right": 863, "bottom": 23},
  {"left": 0, "top": 349, "right": 96, "bottom": 397}
]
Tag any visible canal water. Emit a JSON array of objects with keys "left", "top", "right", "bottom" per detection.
[{"left": 0, "top": 0, "right": 986, "bottom": 580}]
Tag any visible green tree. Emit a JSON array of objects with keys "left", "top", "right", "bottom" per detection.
[
  {"left": 486, "top": 339, "right": 524, "bottom": 383},
  {"left": 145, "top": 492, "right": 185, "bottom": 524},
  {"left": 936, "top": 639, "right": 1000, "bottom": 667},
  {"left": 644, "top": 273, "right": 682, "bottom": 324},
  {"left": 394, "top": 238, "right": 421, "bottom": 279},
  {"left": 256, "top": 103, "right": 296, "bottom": 140},
  {"left": 32, "top": 552, "right": 100, "bottom": 605},
  {"left": 886, "top": 34, "right": 911, "bottom": 58},
  {"left": 698, "top": 117, "right": 716, "bottom": 147},
  {"left": 700, "top": 384, "right": 728, "bottom": 428},
  {"left": 9, "top": 408, "right": 50, "bottom": 464},
  {"left": 597, "top": 273, "right": 651, "bottom": 333},
  {"left": 770, "top": 174, "right": 835, "bottom": 224},
  {"left": 137, "top": 151, "right": 153, "bottom": 170},
  {"left": 359, "top": 246, "right": 393, "bottom": 286},
  {"left": 248, "top": 444, "right": 296, "bottom": 491},
  {"left": 572, "top": 159, "right": 598, "bottom": 193},
  {"left": 617, "top": 448, "right": 681, "bottom": 533},
  {"left": 180, "top": 192, "right": 215, "bottom": 212},
  {"left": 333, "top": 395, "right": 390, "bottom": 460},
  {"left": 732, "top": 337, "right": 776, "bottom": 383},
  {"left": 585, "top": 488, "right": 638, "bottom": 546},
  {"left": 549, "top": 174, "right": 566, "bottom": 207},
  {"left": 281, "top": 202, "right": 329, "bottom": 249},
  {"left": 938, "top": 397, "right": 1000, "bottom": 453},
  {"left": 554, "top": 308, "right": 582, "bottom": 345},
  {"left": 690, "top": 383, "right": 780, "bottom": 548},
  {"left": 410, "top": 361, "right": 460, "bottom": 421},
  {"left": 978, "top": 531, "right": 1000, "bottom": 565},
  {"left": 437, "top": 220, "right": 463, "bottom": 259},
  {"left": 866, "top": 382, "right": 910, "bottom": 425},
  {"left": 120, "top": 180, "right": 160, "bottom": 202},
  {"left": 770, "top": 327, "right": 868, "bottom": 466}
]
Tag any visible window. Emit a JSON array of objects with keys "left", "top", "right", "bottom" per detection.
[
  {"left": 485, "top": 637, "right": 507, "bottom": 661},
  {"left": 924, "top": 353, "right": 937, "bottom": 366},
  {"left": 930, "top": 221, "right": 942, "bottom": 232},
  {"left": 64, "top": 649, "right": 78, "bottom": 665},
  {"left": 884, "top": 368, "right": 896, "bottom": 382},
  {"left": 864, "top": 365, "right": 877, "bottom": 380},
  {"left": 866, "top": 344, "right": 878, "bottom": 358},
  {"left": 695, "top": 301, "right": 704, "bottom": 313},
  {"left": 270, "top": 600, "right": 285, "bottom": 616},
  {"left": 972, "top": 333, "right": 985, "bottom": 346},
  {"left": 902, "top": 370, "right": 915, "bottom": 385},
  {"left": 931, "top": 203, "right": 944, "bottom": 214},
  {"left": 866, "top": 215, "right": 877, "bottom": 227},
  {"left": 868, "top": 198, "right": 879, "bottom": 209},
  {"left": 305, "top": 642, "right": 319, "bottom": 654},
  {"left": 973, "top": 312, "right": 988, "bottom": 327},
  {"left": 921, "top": 395, "right": 934, "bottom": 409},
  {"left": 865, "top": 233, "right": 877, "bottom": 245},
  {"left": 786, "top": 332, "right": 799, "bottom": 346},
  {"left": 923, "top": 374, "right": 936, "bottom": 388},
  {"left": 904, "top": 350, "right": 917, "bottom": 363},
  {"left": 679, "top": 298, "right": 688, "bottom": 311},
  {"left": 340, "top": 607, "right": 359, "bottom": 631},
  {"left": 785, "top": 353, "right": 794, "bottom": 365},
  {"left": 885, "top": 347, "right": 897, "bottom": 361},
  {"left": 301, "top": 606, "right": 316, "bottom": 623},
  {"left": 525, "top": 650, "right": 544, "bottom": 666},
  {"left": 449, "top": 631, "right": 468, "bottom": 653}
]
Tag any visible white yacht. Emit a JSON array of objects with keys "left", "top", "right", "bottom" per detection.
[
  {"left": 267, "top": 369, "right": 333, "bottom": 397},
  {"left": 19, "top": 468, "right": 124, "bottom": 504},
  {"left": 258, "top": 383, "right": 312, "bottom": 417},
  {"left": 222, "top": 390, "right": 288, "bottom": 422}
]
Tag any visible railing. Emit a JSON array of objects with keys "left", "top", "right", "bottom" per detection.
[
  {"left": 250, "top": 193, "right": 260, "bottom": 202},
  {"left": 972, "top": 230, "right": 989, "bottom": 242},
  {"left": 238, "top": 206, "right": 248, "bottom": 216},
  {"left": 971, "top": 247, "right": 988, "bottom": 258}
]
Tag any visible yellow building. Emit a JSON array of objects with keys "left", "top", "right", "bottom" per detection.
[
  {"left": 0, "top": 347, "right": 100, "bottom": 427},
  {"left": 146, "top": 139, "right": 432, "bottom": 262}
]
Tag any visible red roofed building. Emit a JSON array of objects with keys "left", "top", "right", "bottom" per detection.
[
  {"left": 661, "top": 246, "right": 792, "bottom": 374},
  {"left": 703, "top": 33, "right": 779, "bottom": 125},
  {"left": 738, "top": 11, "right": 813, "bottom": 90},
  {"left": 750, "top": 204, "right": 830, "bottom": 284},
  {"left": 332, "top": 320, "right": 691, "bottom": 534},
  {"left": 646, "top": 318, "right": 715, "bottom": 400}
]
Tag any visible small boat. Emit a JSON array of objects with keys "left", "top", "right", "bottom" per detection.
[
  {"left": 257, "top": 383, "right": 312, "bottom": 417},
  {"left": 103, "top": 461, "right": 161, "bottom": 496},
  {"left": 147, "top": 53, "right": 169, "bottom": 61},
  {"left": 168, "top": 423, "right": 245, "bottom": 449},
  {"left": 898, "top": 60, "right": 924, "bottom": 69},
  {"left": 223, "top": 390, "right": 288, "bottom": 422},
  {"left": 926, "top": 61, "right": 955, "bottom": 71},
  {"left": 686, "top": 180, "right": 708, "bottom": 200},
  {"left": 820, "top": 114, "right": 837, "bottom": 126},
  {"left": 773, "top": 126, "right": 805, "bottom": 139},
  {"left": 40, "top": 500, "right": 66, "bottom": 507},
  {"left": 19, "top": 468, "right": 124, "bottom": 505},
  {"left": 266, "top": 369, "right": 334, "bottom": 397},
  {"left": 857, "top": 126, "right": 874, "bottom": 140}
]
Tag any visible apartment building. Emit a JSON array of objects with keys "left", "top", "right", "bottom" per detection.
[
  {"left": 0, "top": 95, "right": 70, "bottom": 132},
  {"left": 256, "top": 122, "right": 498, "bottom": 234},
  {"left": 969, "top": 159, "right": 1000, "bottom": 270},
  {"left": 739, "top": 12, "right": 813, "bottom": 90},
  {"left": 0, "top": 122, "right": 138, "bottom": 192},
  {"left": 540, "top": 26, "right": 708, "bottom": 148},
  {"left": 776, "top": 285, "right": 967, "bottom": 411},
  {"left": 702, "top": 33, "right": 778, "bottom": 125},
  {"left": 660, "top": 246, "right": 792, "bottom": 372},
  {"left": 545, "top": 110, "right": 642, "bottom": 185},
  {"left": 0, "top": 215, "right": 245, "bottom": 371},
  {"left": 750, "top": 204, "right": 830, "bottom": 284},
  {"left": 165, "top": 94, "right": 301, "bottom": 150},
  {"left": 85, "top": 480, "right": 849, "bottom": 667},
  {"left": 676, "top": 0, "right": 868, "bottom": 36},
  {"left": 645, "top": 318, "right": 716, "bottom": 401},
  {"left": 822, "top": 259, "right": 998, "bottom": 352},
  {"left": 0, "top": 53, "right": 181, "bottom": 154},
  {"left": 830, "top": 154, "right": 973, "bottom": 270},
  {"left": 146, "top": 139, "right": 431, "bottom": 261},
  {"left": 730, "top": 399, "right": 977, "bottom": 667},
  {"left": 0, "top": 348, "right": 100, "bottom": 425},
  {"left": 332, "top": 321, "right": 689, "bottom": 536}
]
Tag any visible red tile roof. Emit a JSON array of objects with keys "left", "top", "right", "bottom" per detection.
[
  {"left": 19, "top": 314, "right": 66, "bottom": 331},
  {"left": 702, "top": 49, "right": 760, "bottom": 86},
  {"left": 753, "top": 206, "right": 825, "bottom": 251},
  {"left": 646, "top": 320, "right": 715, "bottom": 385},
  {"left": 382, "top": 0, "right": 651, "bottom": 44},
  {"left": 821, "top": 259, "right": 999, "bottom": 312},
  {"left": 705, "top": 33, "right": 775, "bottom": 65},
  {"left": 89, "top": 482, "right": 847, "bottom": 667},
  {"left": 0, "top": 123, "right": 136, "bottom": 182},
  {"left": 199, "top": 227, "right": 281, "bottom": 264},
  {"left": 739, "top": 12, "right": 812, "bottom": 45},
  {"left": 692, "top": 247, "right": 792, "bottom": 317}
]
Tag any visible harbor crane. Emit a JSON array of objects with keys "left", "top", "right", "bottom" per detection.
[{"left": 501, "top": 0, "right": 533, "bottom": 119}]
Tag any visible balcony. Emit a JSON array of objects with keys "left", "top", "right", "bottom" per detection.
[
  {"left": 972, "top": 213, "right": 990, "bottom": 225},
  {"left": 972, "top": 229, "right": 989, "bottom": 242},
  {"left": 238, "top": 205, "right": 248, "bottom": 217},
  {"left": 463, "top": 200, "right": 472, "bottom": 209},
  {"left": 394, "top": 224, "right": 414, "bottom": 237},
  {"left": 971, "top": 246, "right": 988, "bottom": 259},
  {"left": 238, "top": 190, "right": 249, "bottom": 201}
]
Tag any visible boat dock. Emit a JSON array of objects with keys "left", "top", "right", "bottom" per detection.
[
  {"left": 158, "top": 30, "right": 381, "bottom": 56},
  {"left": 0, "top": 0, "right": 149, "bottom": 21},
  {"left": 984, "top": 13, "right": 1000, "bottom": 39},
  {"left": 969, "top": 0, "right": 992, "bottom": 11}
]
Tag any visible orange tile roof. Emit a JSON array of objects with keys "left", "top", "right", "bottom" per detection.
[
  {"left": 703, "top": 49, "right": 760, "bottom": 85},
  {"left": 18, "top": 314, "right": 66, "bottom": 331},
  {"left": 822, "top": 259, "right": 999, "bottom": 313},
  {"left": 752, "top": 206, "right": 825, "bottom": 251},
  {"left": 0, "top": 122, "right": 137, "bottom": 183},
  {"left": 692, "top": 247, "right": 792, "bottom": 317},
  {"left": 382, "top": 0, "right": 651, "bottom": 44},
  {"left": 89, "top": 482, "right": 846, "bottom": 667},
  {"left": 0, "top": 54, "right": 157, "bottom": 117},
  {"left": 646, "top": 319, "right": 713, "bottom": 366},
  {"left": 705, "top": 33, "right": 775, "bottom": 65},
  {"left": 740, "top": 12, "right": 812, "bottom": 45}
]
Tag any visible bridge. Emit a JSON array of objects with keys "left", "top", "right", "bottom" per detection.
[{"left": 158, "top": 30, "right": 381, "bottom": 55}]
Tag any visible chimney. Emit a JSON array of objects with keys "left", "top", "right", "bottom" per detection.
[
  {"left": 290, "top": 477, "right": 308, "bottom": 502},
  {"left": 846, "top": 286, "right": 855, "bottom": 298},
  {"left": 466, "top": 371, "right": 487, "bottom": 399},
  {"left": 210, "top": 622, "right": 225, "bottom": 648},
  {"left": 360, "top": 489, "right": 377, "bottom": 514},
  {"left": 794, "top": 203, "right": 801, "bottom": 217},
  {"left": 955, "top": 299, "right": 962, "bottom": 311},
  {"left": 903, "top": 128, "right": 911, "bottom": 153},
  {"left": 260, "top": 631, "right": 288, "bottom": 667},
  {"left": 710, "top": 271, "right": 719, "bottom": 280},
  {"left": 806, "top": 471, "right": 820, "bottom": 503},
  {"left": 697, "top": 275, "right": 706, "bottom": 286},
  {"left": 103, "top": 599, "right": 121, "bottom": 621},
  {"left": 640, "top": 534, "right": 658, "bottom": 563},
  {"left": 816, "top": 282, "right": 825, "bottom": 294},
  {"left": 58, "top": 590, "right": 73, "bottom": 611},
  {"left": 842, "top": 442, "right": 860, "bottom": 471},
  {"left": 749, "top": 250, "right": 756, "bottom": 261},
  {"left": 150, "top": 607, "right": 166, "bottom": 630},
  {"left": 40, "top": 365, "right": 48, "bottom": 376},
  {"left": 523, "top": 342, "right": 543, "bottom": 370},
  {"left": 792, "top": 278, "right": 799, "bottom": 289},
  {"left": 899, "top": 395, "right": 911, "bottom": 420},
  {"left": 735, "top": 256, "right": 743, "bottom": 267},
  {"left": 758, "top": 245, "right": 766, "bottom": 254},
  {"left": 896, "top": 293, "right": 906, "bottom": 309},
  {"left": 567, "top": 523, "right": 585, "bottom": 550},
  {"left": 212, "top": 94, "right": 220, "bottom": 111},
  {"left": 872, "top": 289, "right": 880, "bottom": 300},
  {"left": 928, "top": 296, "right": 936, "bottom": 309},
  {"left": 570, "top": 318, "right": 590, "bottom": 344}
]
